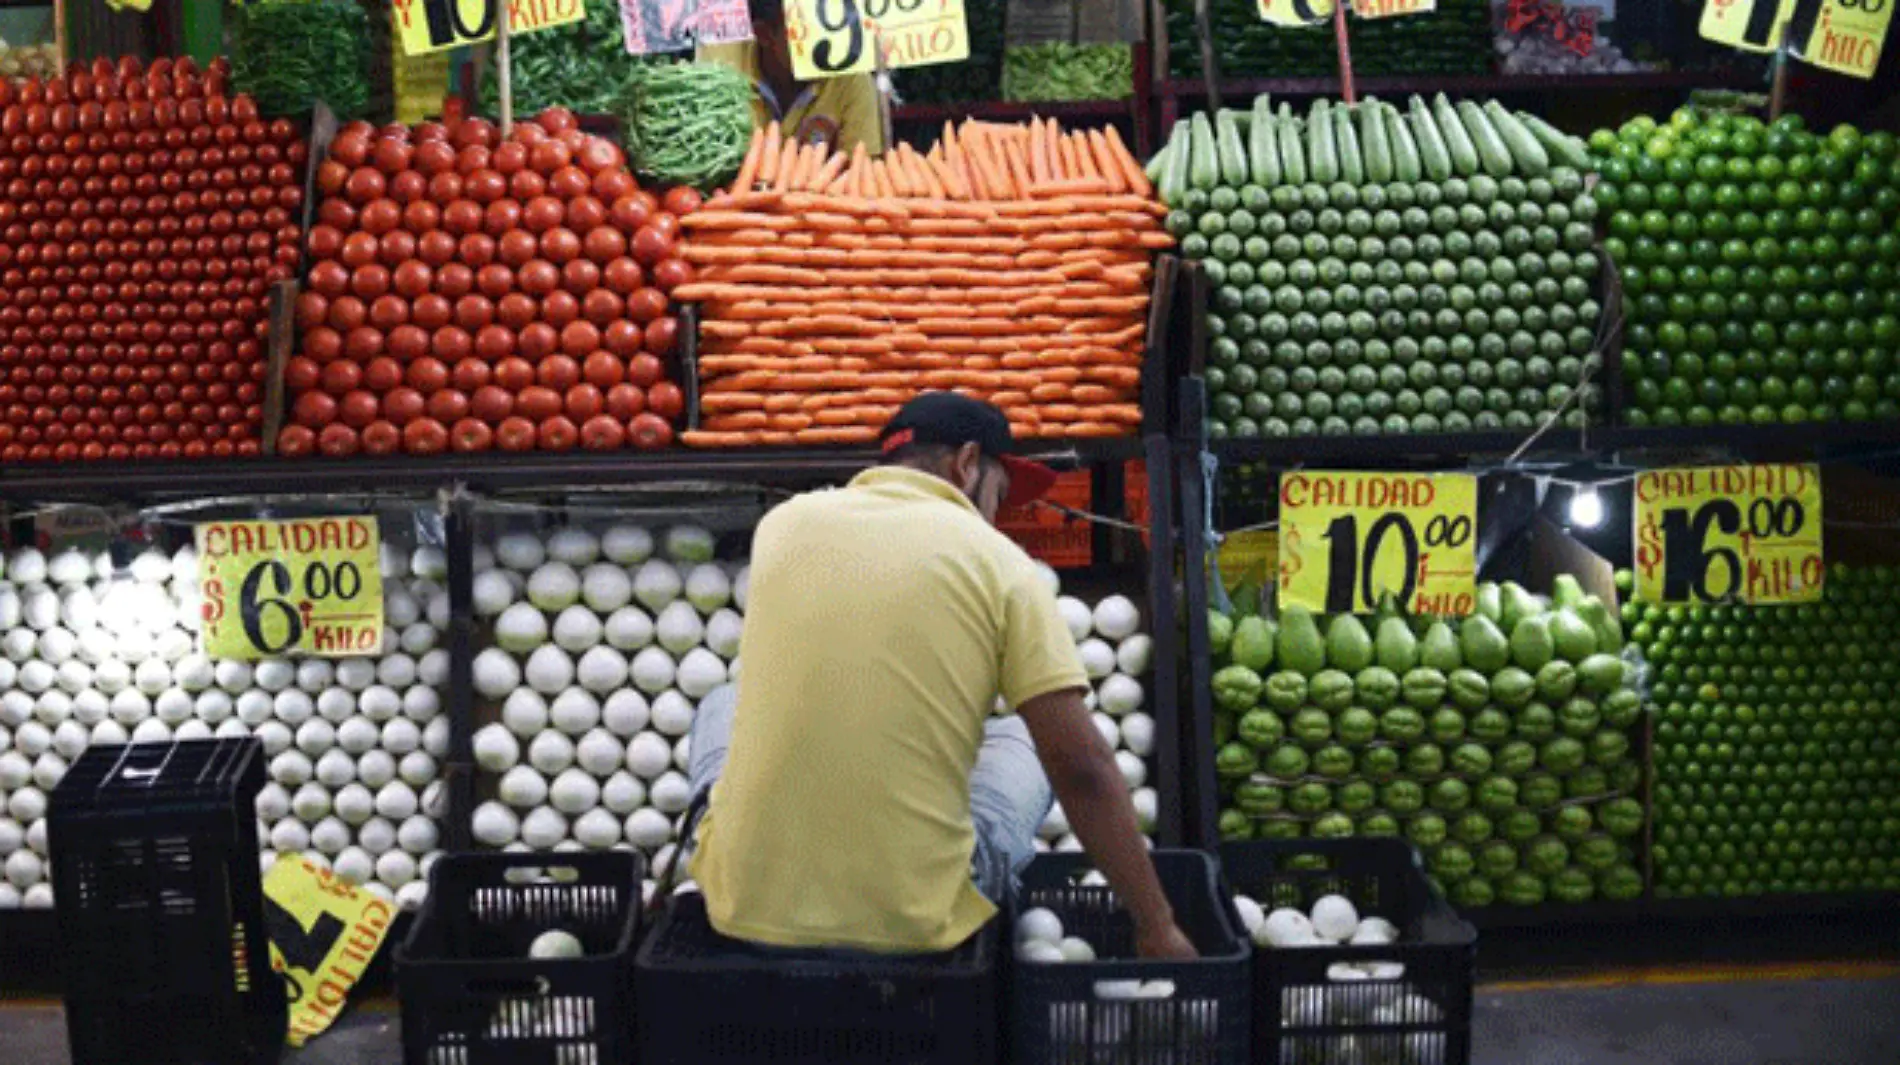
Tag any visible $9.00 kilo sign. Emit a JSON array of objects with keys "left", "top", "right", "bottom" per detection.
[
  {"left": 195, "top": 517, "right": 385, "bottom": 659},
  {"left": 1279, "top": 471, "right": 1478, "bottom": 616},
  {"left": 786, "top": 0, "right": 970, "bottom": 80},
  {"left": 1633, "top": 464, "right": 1824, "bottom": 604}
]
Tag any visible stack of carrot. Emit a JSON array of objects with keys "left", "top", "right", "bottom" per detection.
[{"left": 673, "top": 117, "right": 1174, "bottom": 447}]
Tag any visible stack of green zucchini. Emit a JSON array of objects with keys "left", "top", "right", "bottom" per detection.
[
  {"left": 1151, "top": 95, "right": 1607, "bottom": 440},
  {"left": 1166, "top": 0, "right": 1493, "bottom": 80}
]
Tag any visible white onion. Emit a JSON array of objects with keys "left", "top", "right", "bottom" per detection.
[
  {"left": 502, "top": 689, "right": 549, "bottom": 737},
  {"left": 601, "top": 690, "right": 649, "bottom": 736}
]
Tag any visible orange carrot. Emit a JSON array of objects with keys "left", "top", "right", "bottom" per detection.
[
  {"left": 758, "top": 122, "right": 784, "bottom": 186},
  {"left": 1103, "top": 124, "right": 1152, "bottom": 197},
  {"left": 1087, "top": 130, "right": 1127, "bottom": 193},
  {"left": 1028, "top": 121, "right": 1049, "bottom": 184},
  {"left": 772, "top": 136, "right": 802, "bottom": 191},
  {"left": 732, "top": 126, "right": 766, "bottom": 192},
  {"left": 810, "top": 147, "right": 847, "bottom": 192}
]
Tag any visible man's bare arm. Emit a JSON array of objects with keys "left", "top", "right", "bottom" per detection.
[{"left": 1018, "top": 688, "right": 1197, "bottom": 959}]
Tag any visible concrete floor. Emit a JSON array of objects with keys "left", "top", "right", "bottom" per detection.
[{"left": 6, "top": 970, "right": 1898, "bottom": 1064}]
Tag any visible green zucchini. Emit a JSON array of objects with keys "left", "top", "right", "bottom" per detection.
[
  {"left": 1385, "top": 104, "right": 1421, "bottom": 182},
  {"left": 1516, "top": 110, "right": 1593, "bottom": 169},
  {"left": 1360, "top": 100, "right": 1393, "bottom": 184},
  {"left": 1408, "top": 96, "right": 1452, "bottom": 181},
  {"left": 1249, "top": 94, "right": 1281, "bottom": 187},
  {"left": 1307, "top": 99, "right": 1338, "bottom": 183},
  {"left": 1144, "top": 135, "right": 1172, "bottom": 184},
  {"left": 1482, "top": 101, "right": 1548, "bottom": 176},
  {"left": 1159, "top": 120, "right": 1192, "bottom": 206},
  {"left": 1277, "top": 103, "right": 1307, "bottom": 184},
  {"left": 1431, "top": 93, "right": 1480, "bottom": 177},
  {"left": 1189, "top": 111, "right": 1219, "bottom": 191},
  {"left": 1458, "top": 100, "right": 1514, "bottom": 178},
  {"left": 1215, "top": 109, "right": 1250, "bottom": 186},
  {"left": 1333, "top": 106, "right": 1364, "bottom": 185}
]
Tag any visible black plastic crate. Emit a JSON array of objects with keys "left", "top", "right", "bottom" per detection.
[
  {"left": 395, "top": 851, "right": 644, "bottom": 1065},
  {"left": 1219, "top": 839, "right": 1477, "bottom": 1065},
  {"left": 635, "top": 890, "right": 999, "bottom": 1065},
  {"left": 47, "top": 738, "right": 284, "bottom": 1065},
  {"left": 1011, "top": 850, "right": 1251, "bottom": 1065}
]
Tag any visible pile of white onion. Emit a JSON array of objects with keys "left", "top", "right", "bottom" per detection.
[
  {"left": 1039, "top": 577, "right": 1157, "bottom": 848},
  {"left": 466, "top": 523, "right": 738, "bottom": 903},
  {"left": 0, "top": 540, "right": 448, "bottom": 912}
]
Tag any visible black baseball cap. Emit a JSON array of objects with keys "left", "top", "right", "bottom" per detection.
[{"left": 878, "top": 392, "right": 1058, "bottom": 508}]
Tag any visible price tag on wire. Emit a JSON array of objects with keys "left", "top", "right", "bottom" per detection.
[
  {"left": 1278, "top": 472, "right": 1478, "bottom": 616},
  {"left": 391, "top": 0, "right": 588, "bottom": 57},
  {"left": 1633, "top": 464, "right": 1825, "bottom": 604},
  {"left": 786, "top": 0, "right": 970, "bottom": 79},
  {"left": 195, "top": 517, "right": 385, "bottom": 659}
]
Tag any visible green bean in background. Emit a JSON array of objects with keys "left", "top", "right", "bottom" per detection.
[
  {"left": 1002, "top": 44, "right": 1132, "bottom": 103},
  {"left": 478, "top": 1, "right": 658, "bottom": 119},
  {"left": 619, "top": 62, "right": 757, "bottom": 191},
  {"left": 229, "top": 0, "right": 371, "bottom": 120}
]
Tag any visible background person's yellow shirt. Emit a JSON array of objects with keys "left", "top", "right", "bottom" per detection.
[
  {"left": 689, "top": 467, "right": 1086, "bottom": 953},
  {"left": 696, "top": 40, "right": 886, "bottom": 158}
]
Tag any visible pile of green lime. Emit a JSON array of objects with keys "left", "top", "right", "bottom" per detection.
[
  {"left": 1209, "top": 577, "right": 1645, "bottom": 907},
  {"left": 1620, "top": 565, "right": 1900, "bottom": 897},
  {"left": 1593, "top": 109, "right": 1900, "bottom": 426}
]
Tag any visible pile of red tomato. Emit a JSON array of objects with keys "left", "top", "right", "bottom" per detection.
[
  {"left": 283, "top": 107, "right": 694, "bottom": 457},
  {"left": 0, "top": 56, "right": 305, "bottom": 463}
]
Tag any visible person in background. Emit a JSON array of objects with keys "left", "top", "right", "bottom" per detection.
[
  {"left": 683, "top": 392, "right": 1196, "bottom": 960},
  {"left": 697, "top": 0, "right": 886, "bottom": 157}
]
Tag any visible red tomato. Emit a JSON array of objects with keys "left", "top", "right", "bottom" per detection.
[
  {"left": 536, "top": 414, "right": 578, "bottom": 450},
  {"left": 493, "top": 356, "right": 536, "bottom": 391},
  {"left": 416, "top": 231, "right": 457, "bottom": 268},
  {"left": 360, "top": 419, "right": 401, "bottom": 454},
  {"left": 344, "top": 167, "right": 386, "bottom": 204},
  {"left": 483, "top": 199, "right": 522, "bottom": 236},
  {"left": 329, "top": 131, "right": 371, "bottom": 167},
  {"left": 582, "top": 351, "right": 624, "bottom": 388},
  {"left": 455, "top": 294, "right": 495, "bottom": 331},
  {"left": 476, "top": 264, "right": 514, "bottom": 299},
  {"left": 294, "top": 291, "right": 330, "bottom": 328},
  {"left": 602, "top": 319, "right": 643, "bottom": 356},
  {"left": 662, "top": 187, "right": 703, "bottom": 216},
  {"left": 540, "top": 227, "right": 581, "bottom": 264},
  {"left": 407, "top": 356, "right": 450, "bottom": 393},
  {"left": 402, "top": 200, "right": 440, "bottom": 233},
  {"left": 276, "top": 423, "right": 315, "bottom": 456},
  {"left": 549, "top": 166, "right": 590, "bottom": 200},
  {"left": 284, "top": 355, "right": 321, "bottom": 391},
  {"left": 450, "top": 416, "right": 492, "bottom": 452},
  {"left": 628, "top": 411, "right": 672, "bottom": 449},
  {"left": 344, "top": 326, "right": 384, "bottom": 361},
  {"left": 379, "top": 230, "right": 419, "bottom": 267},
  {"left": 359, "top": 197, "right": 401, "bottom": 235},
  {"left": 426, "top": 388, "right": 469, "bottom": 423},
  {"left": 338, "top": 388, "right": 380, "bottom": 428},
  {"left": 498, "top": 229, "right": 538, "bottom": 267},
  {"left": 627, "top": 287, "right": 667, "bottom": 324},
  {"left": 307, "top": 224, "right": 345, "bottom": 259},
  {"left": 646, "top": 381, "right": 684, "bottom": 419},
  {"left": 523, "top": 195, "right": 564, "bottom": 234},
  {"left": 435, "top": 263, "right": 474, "bottom": 298},
  {"left": 315, "top": 160, "right": 349, "bottom": 196},
  {"left": 386, "top": 324, "right": 430, "bottom": 362},
  {"left": 403, "top": 416, "right": 448, "bottom": 454},
  {"left": 583, "top": 226, "right": 626, "bottom": 264},
  {"left": 452, "top": 356, "right": 491, "bottom": 392},
  {"left": 465, "top": 168, "right": 506, "bottom": 204},
  {"left": 413, "top": 139, "right": 456, "bottom": 175},
  {"left": 382, "top": 386, "right": 425, "bottom": 424},
  {"left": 610, "top": 194, "right": 650, "bottom": 232},
  {"left": 582, "top": 288, "right": 623, "bottom": 325},
  {"left": 474, "top": 324, "right": 514, "bottom": 361},
  {"left": 529, "top": 139, "right": 571, "bottom": 175},
  {"left": 518, "top": 259, "right": 558, "bottom": 296},
  {"left": 593, "top": 169, "right": 636, "bottom": 202},
  {"left": 471, "top": 384, "right": 514, "bottom": 421},
  {"left": 652, "top": 258, "right": 693, "bottom": 293},
  {"left": 430, "top": 326, "right": 472, "bottom": 362},
  {"left": 604, "top": 383, "right": 645, "bottom": 419},
  {"left": 516, "top": 385, "right": 562, "bottom": 420},
  {"left": 369, "top": 295, "right": 409, "bottom": 330},
  {"left": 507, "top": 169, "right": 546, "bottom": 200},
  {"left": 603, "top": 257, "right": 644, "bottom": 294},
  {"left": 564, "top": 382, "right": 604, "bottom": 421},
  {"left": 350, "top": 264, "right": 391, "bottom": 300},
  {"left": 308, "top": 260, "right": 350, "bottom": 296},
  {"left": 495, "top": 415, "right": 536, "bottom": 451},
  {"left": 628, "top": 353, "right": 663, "bottom": 388},
  {"left": 560, "top": 321, "right": 601, "bottom": 357},
  {"left": 388, "top": 170, "right": 428, "bottom": 204},
  {"left": 319, "top": 359, "right": 362, "bottom": 395},
  {"left": 537, "top": 108, "right": 579, "bottom": 134},
  {"left": 364, "top": 356, "right": 405, "bottom": 391},
  {"left": 496, "top": 292, "right": 538, "bottom": 329},
  {"left": 315, "top": 422, "right": 357, "bottom": 456},
  {"left": 427, "top": 171, "right": 464, "bottom": 203},
  {"left": 442, "top": 199, "right": 483, "bottom": 235},
  {"left": 565, "top": 195, "right": 607, "bottom": 232},
  {"left": 580, "top": 413, "right": 624, "bottom": 450},
  {"left": 292, "top": 390, "right": 337, "bottom": 427},
  {"left": 631, "top": 225, "right": 674, "bottom": 267},
  {"left": 373, "top": 138, "right": 413, "bottom": 174}
]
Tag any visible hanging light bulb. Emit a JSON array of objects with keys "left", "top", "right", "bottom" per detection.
[{"left": 1569, "top": 484, "right": 1603, "bottom": 529}]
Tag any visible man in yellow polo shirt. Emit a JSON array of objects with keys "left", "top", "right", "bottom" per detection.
[
  {"left": 686, "top": 393, "right": 1193, "bottom": 958},
  {"left": 697, "top": 0, "right": 887, "bottom": 157}
]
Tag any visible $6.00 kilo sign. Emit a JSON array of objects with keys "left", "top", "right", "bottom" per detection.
[
  {"left": 1279, "top": 471, "right": 1478, "bottom": 616},
  {"left": 196, "top": 517, "right": 385, "bottom": 659}
]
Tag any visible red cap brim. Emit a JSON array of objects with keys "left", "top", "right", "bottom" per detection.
[{"left": 999, "top": 455, "right": 1059, "bottom": 508}]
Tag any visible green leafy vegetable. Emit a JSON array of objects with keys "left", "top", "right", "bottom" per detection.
[
  {"left": 620, "top": 61, "right": 757, "bottom": 191},
  {"left": 229, "top": 0, "right": 371, "bottom": 120}
]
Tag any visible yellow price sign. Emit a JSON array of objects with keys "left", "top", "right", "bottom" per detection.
[
  {"left": 1352, "top": 0, "right": 1436, "bottom": 18},
  {"left": 263, "top": 855, "right": 400, "bottom": 1047},
  {"left": 1257, "top": 0, "right": 1334, "bottom": 26},
  {"left": 1218, "top": 529, "right": 1280, "bottom": 594},
  {"left": 1278, "top": 472, "right": 1478, "bottom": 616},
  {"left": 1792, "top": 0, "right": 1894, "bottom": 79},
  {"left": 1699, "top": 0, "right": 1797, "bottom": 52},
  {"left": 786, "top": 0, "right": 970, "bottom": 79},
  {"left": 1632, "top": 464, "right": 1824, "bottom": 604},
  {"left": 391, "top": 0, "right": 588, "bottom": 57},
  {"left": 195, "top": 517, "right": 384, "bottom": 659}
]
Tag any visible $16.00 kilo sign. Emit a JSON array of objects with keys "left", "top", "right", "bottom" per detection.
[{"left": 1633, "top": 464, "right": 1824, "bottom": 604}]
